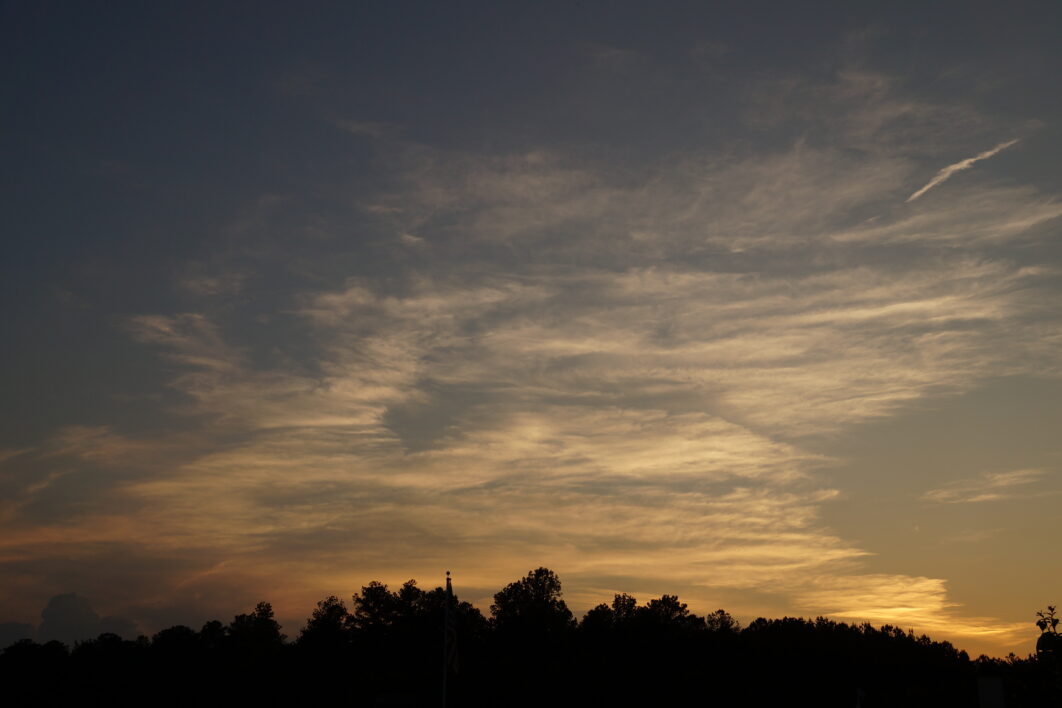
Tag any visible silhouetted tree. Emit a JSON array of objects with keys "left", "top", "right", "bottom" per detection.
[
  {"left": 611, "top": 592, "right": 638, "bottom": 623},
  {"left": 352, "top": 581, "right": 399, "bottom": 632},
  {"left": 485, "top": 568, "right": 577, "bottom": 705},
  {"left": 228, "top": 601, "right": 284, "bottom": 653},
  {"left": 298, "top": 595, "right": 350, "bottom": 651},
  {"left": 705, "top": 608, "right": 740, "bottom": 633},
  {"left": 1036, "top": 605, "right": 1062, "bottom": 657},
  {"left": 150, "top": 624, "right": 200, "bottom": 658},
  {"left": 8, "top": 576, "right": 1062, "bottom": 707},
  {"left": 639, "top": 593, "right": 703, "bottom": 631},
  {"left": 579, "top": 602, "right": 615, "bottom": 633},
  {"left": 491, "top": 567, "right": 575, "bottom": 636},
  {"left": 1036, "top": 605, "right": 1059, "bottom": 634},
  {"left": 199, "top": 619, "right": 226, "bottom": 651}
]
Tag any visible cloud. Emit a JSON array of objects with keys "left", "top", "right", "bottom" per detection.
[
  {"left": 28, "top": 594, "right": 141, "bottom": 646},
  {"left": 179, "top": 273, "right": 246, "bottom": 297},
  {"left": 79, "top": 230, "right": 1057, "bottom": 648},
  {"left": 0, "top": 449, "right": 32, "bottom": 466},
  {"left": 921, "top": 469, "right": 1045, "bottom": 504},
  {"left": 3, "top": 65, "right": 1060, "bottom": 657},
  {"left": 906, "top": 139, "right": 1020, "bottom": 202},
  {"left": 37, "top": 593, "right": 99, "bottom": 645},
  {"left": 793, "top": 574, "right": 1028, "bottom": 644}
]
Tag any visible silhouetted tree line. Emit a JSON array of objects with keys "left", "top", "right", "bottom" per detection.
[{"left": 1, "top": 568, "right": 1059, "bottom": 707}]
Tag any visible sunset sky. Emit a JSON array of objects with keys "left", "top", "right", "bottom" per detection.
[{"left": 3, "top": 1, "right": 1061, "bottom": 657}]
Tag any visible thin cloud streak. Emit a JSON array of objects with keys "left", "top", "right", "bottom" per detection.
[
  {"left": 906, "top": 139, "right": 1020, "bottom": 202},
  {"left": 921, "top": 469, "right": 1045, "bottom": 504}
]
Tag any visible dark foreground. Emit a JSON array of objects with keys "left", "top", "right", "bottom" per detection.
[{"left": 2, "top": 569, "right": 1059, "bottom": 707}]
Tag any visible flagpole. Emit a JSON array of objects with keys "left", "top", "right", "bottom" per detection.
[{"left": 443, "top": 570, "right": 451, "bottom": 708}]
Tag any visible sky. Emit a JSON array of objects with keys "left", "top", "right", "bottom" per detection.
[{"left": 2, "top": 1, "right": 1062, "bottom": 657}]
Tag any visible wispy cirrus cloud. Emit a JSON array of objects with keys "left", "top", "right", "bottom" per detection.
[
  {"left": 921, "top": 469, "right": 1046, "bottom": 504},
  {"left": 0, "top": 449, "right": 33, "bottom": 466},
  {"left": 3, "top": 65, "right": 1060, "bottom": 657},
  {"left": 906, "top": 139, "right": 1020, "bottom": 202}
]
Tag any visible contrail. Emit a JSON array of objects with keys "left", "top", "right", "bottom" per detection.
[{"left": 906, "top": 139, "right": 1019, "bottom": 203}]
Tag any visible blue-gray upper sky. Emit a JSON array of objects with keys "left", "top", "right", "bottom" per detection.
[{"left": 3, "top": 0, "right": 1061, "bottom": 655}]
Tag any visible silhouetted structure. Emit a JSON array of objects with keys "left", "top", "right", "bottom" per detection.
[{"left": 1, "top": 571, "right": 1060, "bottom": 707}]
